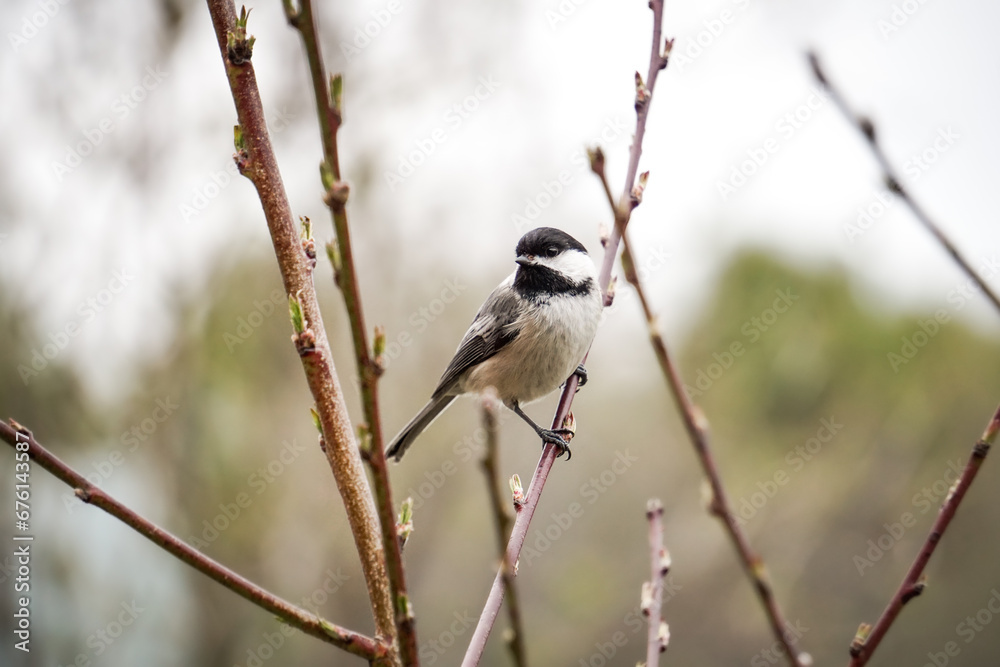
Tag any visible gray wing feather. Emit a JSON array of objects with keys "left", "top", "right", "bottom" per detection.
[{"left": 432, "top": 279, "right": 522, "bottom": 398}]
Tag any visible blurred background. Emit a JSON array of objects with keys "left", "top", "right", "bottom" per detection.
[{"left": 2, "top": 0, "right": 1000, "bottom": 665}]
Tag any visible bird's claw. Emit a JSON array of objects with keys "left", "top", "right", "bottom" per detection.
[
  {"left": 562, "top": 364, "right": 588, "bottom": 393},
  {"left": 539, "top": 428, "right": 573, "bottom": 460}
]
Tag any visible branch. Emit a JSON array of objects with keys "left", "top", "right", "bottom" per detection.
[
  {"left": 643, "top": 499, "right": 671, "bottom": 665},
  {"left": 0, "top": 420, "right": 387, "bottom": 661},
  {"left": 846, "top": 403, "right": 998, "bottom": 666},
  {"left": 461, "top": 3, "right": 673, "bottom": 664},
  {"left": 808, "top": 52, "right": 1000, "bottom": 316},
  {"left": 479, "top": 392, "right": 526, "bottom": 667},
  {"left": 204, "top": 0, "right": 394, "bottom": 652},
  {"left": 591, "top": 143, "right": 808, "bottom": 666},
  {"left": 283, "top": 1, "right": 416, "bottom": 661},
  {"left": 622, "top": 228, "right": 808, "bottom": 665}
]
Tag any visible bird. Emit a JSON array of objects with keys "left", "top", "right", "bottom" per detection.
[{"left": 386, "top": 227, "right": 604, "bottom": 462}]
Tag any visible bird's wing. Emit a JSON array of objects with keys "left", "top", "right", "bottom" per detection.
[{"left": 432, "top": 277, "right": 522, "bottom": 398}]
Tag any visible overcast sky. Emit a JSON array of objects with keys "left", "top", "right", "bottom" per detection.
[{"left": 2, "top": 0, "right": 998, "bottom": 400}]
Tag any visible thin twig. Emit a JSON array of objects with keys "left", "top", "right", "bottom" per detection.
[
  {"left": 0, "top": 420, "right": 388, "bottom": 661},
  {"left": 846, "top": 403, "right": 998, "bottom": 666},
  {"left": 284, "top": 1, "right": 416, "bottom": 661},
  {"left": 591, "top": 111, "right": 809, "bottom": 667},
  {"left": 643, "top": 499, "right": 671, "bottom": 665},
  {"left": 204, "top": 1, "right": 395, "bottom": 655},
  {"left": 808, "top": 52, "right": 1000, "bottom": 316},
  {"left": 461, "top": 3, "right": 672, "bottom": 664},
  {"left": 479, "top": 393, "right": 526, "bottom": 667}
]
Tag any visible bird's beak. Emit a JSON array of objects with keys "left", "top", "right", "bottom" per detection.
[{"left": 515, "top": 255, "right": 535, "bottom": 267}]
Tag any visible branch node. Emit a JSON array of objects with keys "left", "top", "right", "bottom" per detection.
[
  {"left": 9, "top": 419, "right": 31, "bottom": 437},
  {"left": 849, "top": 622, "right": 872, "bottom": 657},
  {"left": 509, "top": 474, "right": 525, "bottom": 509},
  {"left": 281, "top": 0, "right": 300, "bottom": 25},
  {"left": 634, "top": 71, "right": 651, "bottom": 111},
  {"left": 226, "top": 6, "right": 256, "bottom": 65},
  {"left": 858, "top": 116, "right": 876, "bottom": 143},
  {"left": 630, "top": 171, "right": 649, "bottom": 209},
  {"left": 300, "top": 216, "right": 317, "bottom": 269},
  {"left": 973, "top": 439, "right": 991, "bottom": 459},
  {"left": 323, "top": 180, "right": 351, "bottom": 210},
  {"left": 587, "top": 146, "right": 606, "bottom": 176},
  {"left": 396, "top": 497, "right": 414, "bottom": 549},
  {"left": 901, "top": 580, "right": 926, "bottom": 604},
  {"left": 324, "top": 240, "right": 343, "bottom": 288}
]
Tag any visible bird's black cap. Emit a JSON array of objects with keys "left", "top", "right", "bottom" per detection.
[{"left": 515, "top": 227, "right": 588, "bottom": 258}]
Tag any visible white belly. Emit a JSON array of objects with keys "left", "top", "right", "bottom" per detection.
[{"left": 460, "top": 292, "right": 601, "bottom": 405}]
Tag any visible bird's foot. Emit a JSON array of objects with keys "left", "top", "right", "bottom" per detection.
[{"left": 539, "top": 428, "right": 573, "bottom": 460}]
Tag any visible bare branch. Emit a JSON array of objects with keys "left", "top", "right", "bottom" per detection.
[
  {"left": 808, "top": 52, "right": 1000, "bottom": 316},
  {"left": 643, "top": 499, "right": 671, "bottom": 665},
  {"left": 204, "top": 0, "right": 394, "bottom": 651},
  {"left": 461, "top": 3, "right": 672, "bottom": 663},
  {"left": 480, "top": 393, "right": 527, "bottom": 667},
  {"left": 284, "top": 0, "right": 416, "bottom": 660},
  {"left": 610, "top": 217, "right": 809, "bottom": 666},
  {"left": 0, "top": 420, "right": 388, "bottom": 661},
  {"left": 846, "top": 403, "right": 998, "bottom": 666}
]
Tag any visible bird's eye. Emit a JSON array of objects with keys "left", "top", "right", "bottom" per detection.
[{"left": 545, "top": 246, "right": 559, "bottom": 258}]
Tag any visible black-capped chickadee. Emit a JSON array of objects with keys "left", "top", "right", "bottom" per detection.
[{"left": 386, "top": 227, "right": 603, "bottom": 462}]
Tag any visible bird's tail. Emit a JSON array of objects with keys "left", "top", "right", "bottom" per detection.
[{"left": 386, "top": 395, "right": 456, "bottom": 462}]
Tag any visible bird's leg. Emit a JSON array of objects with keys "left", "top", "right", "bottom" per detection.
[
  {"left": 561, "top": 364, "right": 588, "bottom": 393},
  {"left": 511, "top": 401, "right": 573, "bottom": 460}
]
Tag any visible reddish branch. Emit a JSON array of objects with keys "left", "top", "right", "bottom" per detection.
[
  {"left": 808, "top": 52, "right": 1000, "bottom": 316},
  {"left": 204, "top": 0, "right": 395, "bottom": 655},
  {"left": 480, "top": 394, "right": 526, "bottom": 667},
  {"left": 461, "top": 2, "right": 672, "bottom": 664},
  {"left": 592, "top": 162, "right": 808, "bottom": 664},
  {"left": 644, "top": 499, "right": 671, "bottom": 665},
  {"left": 0, "top": 420, "right": 387, "bottom": 661},
  {"left": 283, "top": 0, "right": 416, "bottom": 662},
  {"left": 846, "top": 403, "right": 998, "bottom": 666}
]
